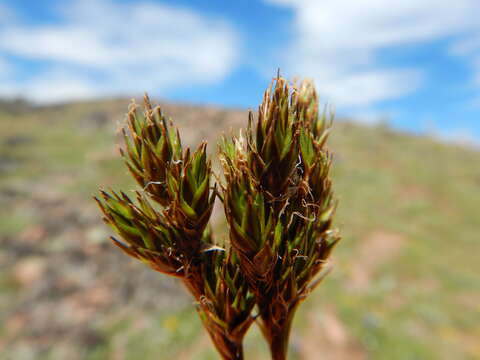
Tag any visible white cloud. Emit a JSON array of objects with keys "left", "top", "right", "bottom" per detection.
[
  {"left": 0, "top": 69, "right": 95, "bottom": 103},
  {"left": 347, "top": 109, "right": 394, "bottom": 125},
  {"left": 0, "top": 4, "right": 14, "bottom": 23},
  {"left": 451, "top": 37, "right": 480, "bottom": 56},
  {"left": 469, "top": 94, "right": 480, "bottom": 109},
  {"left": 450, "top": 33, "right": 480, "bottom": 96},
  {"left": 310, "top": 69, "right": 422, "bottom": 108},
  {"left": 431, "top": 127, "right": 480, "bottom": 148},
  {"left": 0, "top": 57, "right": 10, "bottom": 76},
  {"left": 0, "top": 0, "right": 238, "bottom": 103},
  {"left": 470, "top": 55, "right": 480, "bottom": 87},
  {"left": 265, "top": 0, "right": 480, "bottom": 110}
]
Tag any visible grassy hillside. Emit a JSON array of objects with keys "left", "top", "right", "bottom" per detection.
[{"left": 0, "top": 99, "right": 478, "bottom": 359}]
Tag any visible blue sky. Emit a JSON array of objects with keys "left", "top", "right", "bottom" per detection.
[{"left": 1, "top": 0, "right": 479, "bottom": 143}]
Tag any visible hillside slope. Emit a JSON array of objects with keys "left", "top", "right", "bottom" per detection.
[{"left": 0, "top": 99, "right": 478, "bottom": 359}]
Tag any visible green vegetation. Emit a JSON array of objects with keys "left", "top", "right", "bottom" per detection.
[{"left": 0, "top": 95, "right": 479, "bottom": 359}]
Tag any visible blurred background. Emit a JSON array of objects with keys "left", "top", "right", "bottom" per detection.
[{"left": 0, "top": 1, "right": 479, "bottom": 359}]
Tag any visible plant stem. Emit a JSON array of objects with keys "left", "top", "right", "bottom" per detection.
[
  {"left": 260, "top": 303, "right": 298, "bottom": 360},
  {"left": 269, "top": 334, "right": 289, "bottom": 360},
  {"left": 223, "top": 339, "right": 244, "bottom": 360},
  {"left": 266, "top": 321, "right": 293, "bottom": 360},
  {"left": 207, "top": 330, "right": 244, "bottom": 360}
]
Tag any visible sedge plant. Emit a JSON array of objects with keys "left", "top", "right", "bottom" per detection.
[{"left": 95, "top": 75, "right": 340, "bottom": 360}]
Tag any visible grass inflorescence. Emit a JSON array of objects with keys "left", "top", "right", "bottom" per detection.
[{"left": 95, "top": 74, "right": 340, "bottom": 359}]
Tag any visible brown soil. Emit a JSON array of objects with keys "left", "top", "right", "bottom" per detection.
[
  {"left": 349, "top": 230, "right": 406, "bottom": 290},
  {"left": 299, "top": 308, "right": 366, "bottom": 360}
]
